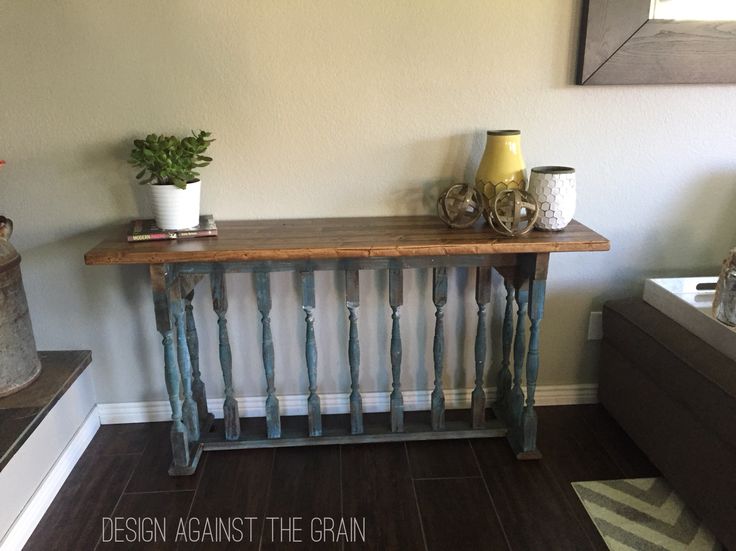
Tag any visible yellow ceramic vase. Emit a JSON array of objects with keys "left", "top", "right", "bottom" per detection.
[{"left": 475, "top": 130, "right": 526, "bottom": 201}]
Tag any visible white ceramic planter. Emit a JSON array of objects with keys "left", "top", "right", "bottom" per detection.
[
  {"left": 529, "top": 166, "right": 576, "bottom": 231},
  {"left": 149, "top": 180, "right": 201, "bottom": 230}
]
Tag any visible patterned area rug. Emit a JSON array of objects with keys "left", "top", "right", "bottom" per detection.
[{"left": 572, "top": 478, "right": 722, "bottom": 551}]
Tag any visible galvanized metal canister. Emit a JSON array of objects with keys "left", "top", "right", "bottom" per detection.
[{"left": 0, "top": 216, "right": 41, "bottom": 397}]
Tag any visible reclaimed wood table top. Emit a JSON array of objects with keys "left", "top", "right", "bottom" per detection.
[{"left": 84, "top": 216, "right": 609, "bottom": 265}]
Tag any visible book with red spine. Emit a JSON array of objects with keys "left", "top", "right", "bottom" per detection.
[{"left": 127, "top": 215, "right": 218, "bottom": 242}]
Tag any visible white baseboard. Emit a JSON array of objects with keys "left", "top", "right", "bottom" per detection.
[
  {"left": 0, "top": 406, "right": 100, "bottom": 551},
  {"left": 98, "top": 384, "right": 598, "bottom": 424}
]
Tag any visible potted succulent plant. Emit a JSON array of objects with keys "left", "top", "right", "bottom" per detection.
[{"left": 129, "top": 131, "right": 214, "bottom": 230}]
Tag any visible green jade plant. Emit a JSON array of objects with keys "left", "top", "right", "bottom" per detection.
[{"left": 129, "top": 130, "right": 214, "bottom": 189}]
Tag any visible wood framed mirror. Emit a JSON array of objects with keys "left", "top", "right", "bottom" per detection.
[{"left": 577, "top": 0, "right": 736, "bottom": 84}]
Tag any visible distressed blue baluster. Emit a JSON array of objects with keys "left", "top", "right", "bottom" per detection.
[
  {"left": 389, "top": 268, "right": 404, "bottom": 433},
  {"left": 185, "top": 289, "right": 209, "bottom": 425},
  {"left": 431, "top": 267, "right": 448, "bottom": 431},
  {"left": 495, "top": 278, "right": 515, "bottom": 421},
  {"left": 510, "top": 282, "right": 529, "bottom": 433},
  {"left": 472, "top": 266, "right": 492, "bottom": 429},
  {"left": 522, "top": 254, "right": 547, "bottom": 455},
  {"left": 211, "top": 271, "right": 240, "bottom": 441},
  {"left": 256, "top": 272, "right": 281, "bottom": 439},
  {"left": 162, "top": 331, "right": 190, "bottom": 466},
  {"left": 151, "top": 265, "right": 190, "bottom": 469},
  {"left": 301, "top": 270, "right": 322, "bottom": 437},
  {"left": 173, "top": 292, "right": 200, "bottom": 442},
  {"left": 346, "top": 269, "right": 363, "bottom": 434}
]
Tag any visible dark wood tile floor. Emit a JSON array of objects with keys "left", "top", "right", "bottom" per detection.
[{"left": 24, "top": 405, "right": 659, "bottom": 551}]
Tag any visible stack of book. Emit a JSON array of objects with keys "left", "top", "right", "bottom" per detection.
[{"left": 127, "top": 215, "right": 218, "bottom": 242}]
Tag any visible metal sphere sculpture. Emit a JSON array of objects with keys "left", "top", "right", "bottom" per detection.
[
  {"left": 437, "top": 183, "right": 484, "bottom": 229},
  {"left": 484, "top": 188, "right": 539, "bottom": 237}
]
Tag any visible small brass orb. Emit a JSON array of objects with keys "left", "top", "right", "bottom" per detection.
[
  {"left": 484, "top": 189, "right": 539, "bottom": 237},
  {"left": 437, "top": 184, "right": 483, "bottom": 229}
]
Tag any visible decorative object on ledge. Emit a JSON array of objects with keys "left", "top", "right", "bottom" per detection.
[
  {"left": 475, "top": 130, "right": 526, "bottom": 202},
  {"left": 0, "top": 216, "right": 42, "bottom": 397},
  {"left": 529, "top": 166, "right": 576, "bottom": 231},
  {"left": 127, "top": 214, "right": 218, "bottom": 242},
  {"left": 437, "top": 183, "right": 483, "bottom": 228},
  {"left": 85, "top": 216, "right": 609, "bottom": 476},
  {"left": 129, "top": 131, "right": 214, "bottom": 230},
  {"left": 484, "top": 189, "right": 539, "bottom": 237},
  {"left": 714, "top": 248, "right": 736, "bottom": 326},
  {"left": 577, "top": 0, "right": 736, "bottom": 85}
]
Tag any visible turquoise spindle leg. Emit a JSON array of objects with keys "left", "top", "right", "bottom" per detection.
[
  {"left": 301, "top": 270, "right": 322, "bottom": 437},
  {"left": 389, "top": 268, "right": 404, "bottom": 433},
  {"left": 150, "top": 265, "right": 190, "bottom": 471},
  {"left": 521, "top": 253, "right": 548, "bottom": 458},
  {"left": 173, "top": 288, "right": 200, "bottom": 442},
  {"left": 431, "top": 267, "right": 448, "bottom": 431},
  {"left": 472, "top": 266, "right": 492, "bottom": 429},
  {"left": 495, "top": 277, "right": 515, "bottom": 422},
  {"left": 184, "top": 287, "right": 210, "bottom": 425},
  {"left": 346, "top": 269, "right": 363, "bottom": 434},
  {"left": 161, "top": 331, "right": 190, "bottom": 466},
  {"left": 211, "top": 271, "right": 240, "bottom": 441},
  {"left": 510, "top": 278, "right": 529, "bottom": 435},
  {"left": 256, "top": 272, "right": 281, "bottom": 439}
]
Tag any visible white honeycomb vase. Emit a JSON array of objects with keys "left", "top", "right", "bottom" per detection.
[{"left": 529, "top": 167, "right": 576, "bottom": 231}]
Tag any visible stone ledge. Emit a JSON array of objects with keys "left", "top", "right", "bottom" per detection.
[{"left": 0, "top": 351, "right": 92, "bottom": 472}]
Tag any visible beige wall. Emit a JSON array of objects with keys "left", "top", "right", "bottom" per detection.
[{"left": 2, "top": 0, "right": 735, "bottom": 403}]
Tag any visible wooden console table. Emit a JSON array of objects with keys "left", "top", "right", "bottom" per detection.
[{"left": 85, "top": 216, "right": 609, "bottom": 475}]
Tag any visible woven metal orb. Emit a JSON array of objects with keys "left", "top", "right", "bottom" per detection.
[
  {"left": 437, "top": 183, "right": 483, "bottom": 228},
  {"left": 484, "top": 188, "right": 539, "bottom": 237}
]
